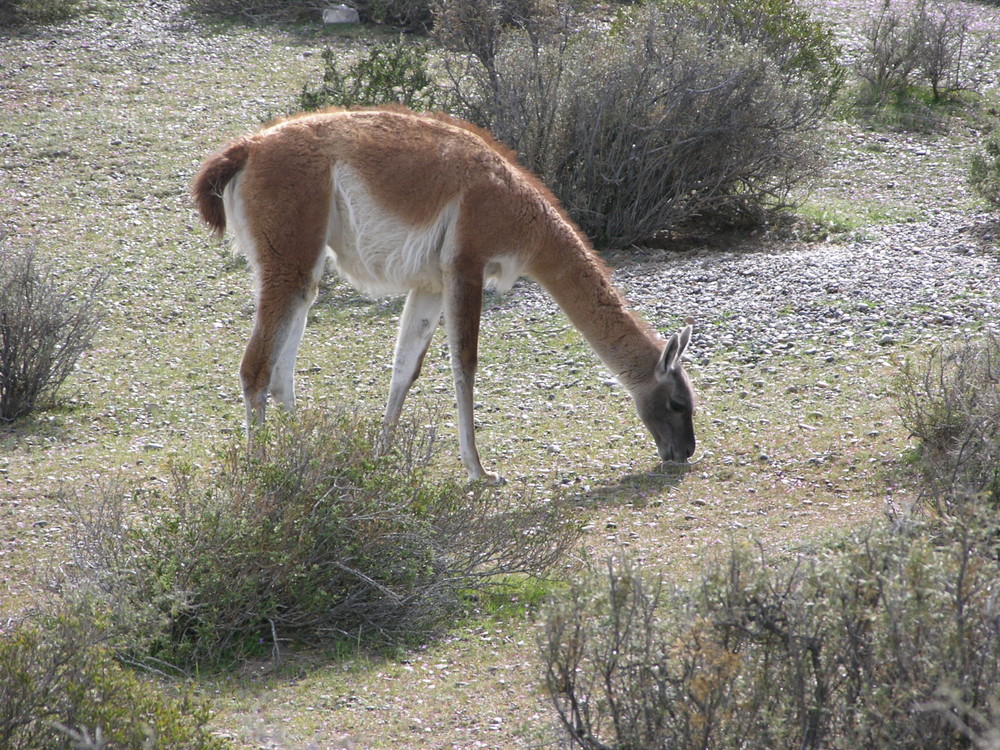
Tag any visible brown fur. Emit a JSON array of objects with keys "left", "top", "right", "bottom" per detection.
[{"left": 193, "top": 106, "right": 696, "bottom": 480}]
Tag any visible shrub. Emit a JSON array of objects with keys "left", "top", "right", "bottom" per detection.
[
  {"left": 0, "top": 604, "right": 227, "bottom": 750},
  {"left": 541, "top": 526, "right": 1000, "bottom": 750},
  {"left": 969, "top": 127, "right": 1000, "bottom": 208},
  {"left": 897, "top": 333, "right": 1000, "bottom": 518},
  {"left": 856, "top": 1, "right": 921, "bottom": 103},
  {"left": 0, "top": 0, "right": 87, "bottom": 25},
  {"left": 185, "top": 0, "right": 320, "bottom": 21},
  {"left": 64, "top": 409, "right": 578, "bottom": 669},
  {"left": 0, "top": 238, "right": 105, "bottom": 423},
  {"left": 437, "top": 0, "right": 841, "bottom": 246},
  {"left": 855, "top": 0, "right": 991, "bottom": 110},
  {"left": 351, "top": 0, "right": 434, "bottom": 31},
  {"left": 299, "top": 40, "right": 445, "bottom": 112}
]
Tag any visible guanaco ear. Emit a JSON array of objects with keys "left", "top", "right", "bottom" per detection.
[{"left": 656, "top": 324, "right": 692, "bottom": 380}]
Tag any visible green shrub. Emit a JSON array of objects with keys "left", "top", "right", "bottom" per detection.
[
  {"left": 542, "top": 526, "right": 1000, "bottom": 750},
  {"left": 0, "top": 606, "right": 228, "bottom": 750},
  {"left": 299, "top": 40, "right": 445, "bottom": 112},
  {"left": 437, "top": 0, "right": 842, "bottom": 246},
  {"left": 0, "top": 238, "right": 105, "bottom": 422},
  {"left": 969, "top": 128, "right": 1000, "bottom": 208},
  {"left": 65, "top": 409, "right": 578, "bottom": 669},
  {"left": 0, "top": 0, "right": 87, "bottom": 25}
]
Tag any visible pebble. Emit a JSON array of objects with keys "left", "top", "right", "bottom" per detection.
[{"left": 504, "top": 212, "right": 999, "bottom": 377}]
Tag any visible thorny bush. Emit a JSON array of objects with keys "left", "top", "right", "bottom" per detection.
[
  {"left": 542, "top": 529, "right": 1000, "bottom": 750},
  {"left": 897, "top": 333, "right": 1000, "bottom": 519},
  {"left": 0, "top": 237, "right": 105, "bottom": 423},
  {"left": 436, "top": 0, "right": 842, "bottom": 246},
  {"left": 62, "top": 409, "right": 580, "bottom": 669}
]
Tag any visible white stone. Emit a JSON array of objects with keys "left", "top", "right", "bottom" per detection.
[{"left": 323, "top": 4, "right": 360, "bottom": 24}]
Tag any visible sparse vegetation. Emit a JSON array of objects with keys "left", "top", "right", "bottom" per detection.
[
  {"left": 0, "top": 238, "right": 105, "bottom": 423},
  {"left": 61, "top": 410, "right": 579, "bottom": 670},
  {"left": 3, "top": 0, "right": 1000, "bottom": 747}
]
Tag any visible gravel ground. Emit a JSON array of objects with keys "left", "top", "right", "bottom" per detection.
[
  {"left": 495, "top": 208, "right": 1000, "bottom": 377},
  {"left": 622, "top": 212, "right": 1000, "bottom": 367}
]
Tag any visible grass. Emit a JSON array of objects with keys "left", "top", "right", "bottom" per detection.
[{"left": 2, "top": 1, "right": 998, "bottom": 747}]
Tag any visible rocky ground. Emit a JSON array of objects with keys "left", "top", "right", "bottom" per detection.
[{"left": 619, "top": 211, "right": 1000, "bottom": 367}]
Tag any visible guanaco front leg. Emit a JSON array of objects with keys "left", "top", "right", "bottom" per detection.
[
  {"left": 383, "top": 287, "right": 443, "bottom": 432},
  {"left": 442, "top": 266, "right": 500, "bottom": 484}
]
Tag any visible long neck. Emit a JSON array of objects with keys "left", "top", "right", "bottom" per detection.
[{"left": 527, "top": 224, "right": 661, "bottom": 388}]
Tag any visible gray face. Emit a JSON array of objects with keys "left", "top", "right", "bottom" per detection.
[
  {"left": 639, "top": 325, "right": 696, "bottom": 463},
  {"left": 639, "top": 368, "right": 696, "bottom": 463}
]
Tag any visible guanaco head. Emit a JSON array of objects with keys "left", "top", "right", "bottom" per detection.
[{"left": 634, "top": 324, "right": 696, "bottom": 464}]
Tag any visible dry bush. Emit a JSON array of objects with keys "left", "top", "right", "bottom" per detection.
[
  {"left": 0, "top": 238, "right": 105, "bottom": 423},
  {"left": 63, "top": 409, "right": 579, "bottom": 669},
  {"left": 436, "top": 0, "right": 841, "bottom": 247},
  {"left": 856, "top": 0, "right": 992, "bottom": 112},
  {"left": 897, "top": 333, "right": 1000, "bottom": 518},
  {"left": 542, "top": 528, "right": 1000, "bottom": 750},
  {"left": 969, "top": 128, "right": 1000, "bottom": 208}
]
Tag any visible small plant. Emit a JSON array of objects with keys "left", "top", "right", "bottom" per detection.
[
  {"left": 65, "top": 409, "right": 578, "bottom": 669},
  {"left": 969, "top": 127, "right": 1000, "bottom": 208},
  {"left": 897, "top": 333, "right": 1000, "bottom": 517},
  {"left": 0, "top": 603, "right": 228, "bottom": 750},
  {"left": 0, "top": 237, "right": 105, "bottom": 422},
  {"left": 299, "top": 40, "right": 445, "bottom": 112}
]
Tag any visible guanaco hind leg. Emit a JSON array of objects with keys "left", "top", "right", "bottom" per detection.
[
  {"left": 241, "top": 254, "right": 325, "bottom": 434},
  {"left": 266, "top": 288, "right": 314, "bottom": 410},
  {"left": 383, "top": 288, "right": 443, "bottom": 430}
]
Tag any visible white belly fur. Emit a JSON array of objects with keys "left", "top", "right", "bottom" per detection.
[{"left": 326, "top": 164, "right": 524, "bottom": 297}]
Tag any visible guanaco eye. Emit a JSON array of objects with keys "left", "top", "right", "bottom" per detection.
[{"left": 669, "top": 399, "right": 688, "bottom": 413}]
